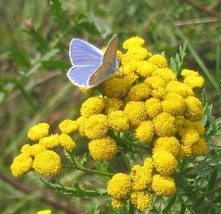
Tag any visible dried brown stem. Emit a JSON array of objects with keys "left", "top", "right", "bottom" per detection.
[{"left": 0, "top": 171, "right": 83, "bottom": 214}]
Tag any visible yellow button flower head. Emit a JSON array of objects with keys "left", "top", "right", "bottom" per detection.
[
  {"left": 136, "top": 61, "right": 157, "bottom": 78},
  {"left": 128, "top": 83, "right": 151, "bottom": 101},
  {"left": 33, "top": 150, "right": 61, "bottom": 176},
  {"left": 10, "top": 153, "right": 33, "bottom": 177},
  {"left": 124, "top": 101, "right": 147, "bottom": 127},
  {"left": 187, "top": 121, "right": 205, "bottom": 135},
  {"left": 58, "top": 119, "right": 78, "bottom": 134},
  {"left": 28, "top": 122, "right": 50, "bottom": 141},
  {"left": 152, "top": 68, "right": 177, "bottom": 84},
  {"left": 108, "top": 111, "right": 130, "bottom": 132},
  {"left": 147, "top": 54, "right": 168, "bottom": 68},
  {"left": 192, "top": 138, "right": 208, "bottom": 156},
  {"left": 153, "top": 112, "right": 177, "bottom": 137},
  {"left": 123, "top": 36, "right": 145, "bottom": 50},
  {"left": 107, "top": 173, "right": 131, "bottom": 199},
  {"left": 144, "top": 76, "right": 167, "bottom": 89},
  {"left": 184, "top": 96, "right": 203, "bottom": 122},
  {"left": 166, "top": 81, "right": 194, "bottom": 98},
  {"left": 126, "top": 47, "right": 150, "bottom": 61},
  {"left": 153, "top": 137, "right": 181, "bottom": 158},
  {"left": 36, "top": 210, "right": 52, "bottom": 214},
  {"left": 179, "top": 145, "right": 192, "bottom": 158},
  {"left": 39, "top": 134, "right": 60, "bottom": 149},
  {"left": 130, "top": 191, "right": 152, "bottom": 211},
  {"left": 135, "top": 120, "right": 154, "bottom": 144},
  {"left": 152, "top": 174, "right": 176, "bottom": 196},
  {"left": 103, "top": 97, "right": 124, "bottom": 114},
  {"left": 122, "top": 60, "right": 138, "bottom": 75},
  {"left": 181, "top": 69, "right": 204, "bottom": 89},
  {"left": 111, "top": 198, "right": 125, "bottom": 209},
  {"left": 80, "top": 96, "right": 105, "bottom": 118},
  {"left": 88, "top": 137, "right": 117, "bottom": 161},
  {"left": 102, "top": 77, "right": 132, "bottom": 99},
  {"left": 21, "top": 144, "right": 46, "bottom": 157},
  {"left": 85, "top": 114, "right": 109, "bottom": 139},
  {"left": 59, "top": 133, "right": 76, "bottom": 152},
  {"left": 76, "top": 116, "right": 87, "bottom": 136},
  {"left": 146, "top": 98, "right": 162, "bottom": 118},
  {"left": 130, "top": 164, "right": 153, "bottom": 191},
  {"left": 153, "top": 150, "right": 177, "bottom": 176},
  {"left": 151, "top": 87, "right": 167, "bottom": 100},
  {"left": 162, "top": 93, "right": 186, "bottom": 116},
  {"left": 181, "top": 128, "right": 200, "bottom": 146}
]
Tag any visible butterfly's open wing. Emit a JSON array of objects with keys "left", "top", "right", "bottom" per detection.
[
  {"left": 69, "top": 39, "right": 104, "bottom": 66},
  {"left": 67, "top": 65, "right": 99, "bottom": 88}
]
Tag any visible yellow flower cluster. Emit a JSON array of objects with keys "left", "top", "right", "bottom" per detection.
[
  {"left": 10, "top": 35, "right": 207, "bottom": 212},
  {"left": 102, "top": 36, "right": 207, "bottom": 211},
  {"left": 10, "top": 122, "right": 76, "bottom": 176}
]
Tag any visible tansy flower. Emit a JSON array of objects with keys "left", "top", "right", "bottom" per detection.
[
  {"left": 153, "top": 150, "right": 177, "bottom": 176},
  {"left": 124, "top": 101, "right": 147, "bottom": 127},
  {"left": 124, "top": 73, "right": 139, "bottom": 84},
  {"left": 179, "top": 145, "right": 192, "bottom": 158},
  {"left": 39, "top": 134, "right": 60, "bottom": 149},
  {"left": 186, "top": 121, "right": 205, "bottom": 135},
  {"left": 88, "top": 137, "right": 117, "bottom": 161},
  {"left": 122, "top": 60, "right": 138, "bottom": 75},
  {"left": 33, "top": 150, "right": 61, "bottom": 176},
  {"left": 28, "top": 123, "right": 50, "bottom": 141},
  {"left": 108, "top": 111, "right": 130, "bottom": 131},
  {"left": 85, "top": 114, "right": 109, "bottom": 139},
  {"left": 162, "top": 93, "right": 186, "bottom": 116},
  {"left": 153, "top": 112, "right": 177, "bottom": 137},
  {"left": 21, "top": 144, "right": 46, "bottom": 157},
  {"left": 128, "top": 83, "right": 151, "bottom": 101},
  {"left": 126, "top": 47, "right": 150, "bottom": 61},
  {"left": 130, "top": 164, "right": 153, "bottom": 190},
  {"left": 147, "top": 54, "right": 168, "bottom": 68},
  {"left": 180, "top": 128, "right": 200, "bottom": 146},
  {"left": 80, "top": 96, "right": 105, "bottom": 118},
  {"left": 152, "top": 68, "right": 177, "bottom": 84},
  {"left": 136, "top": 61, "right": 157, "bottom": 78},
  {"left": 59, "top": 119, "right": 78, "bottom": 134},
  {"left": 123, "top": 36, "right": 145, "bottom": 50},
  {"left": 130, "top": 191, "right": 152, "bottom": 211},
  {"left": 184, "top": 96, "right": 203, "bottom": 122},
  {"left": 135, "top": 120, "right": 154, "bottom": 143},
  {"left": 111, "top": 198, "right": 125, "bottom": 209},
  {"left": 10, "top": 153, "right": 33, "bottom": 177},
  {"left": 153, "top": 137, "right": 181, "bottom": 158},
  {"left": 151, "top": 174, "right": 176, "bottom": 196},
  {"left": 59, "top": 133, "right": 76, "bottom": 151},
  {"left": 146, "top": 98, "right": 162, "bottom": 118},
  {"left": 76, "top": 116, "right": 87, "bottom": 136},
  {"left": 144, "top": 76, "right": 166, "bottom": 89},
  {"left": 192, "top": 138, "right": 208, "bottom": 156},
  {"left": 102, "top": 77, "right": 132, "bottom": 99},
  {"left": 107, "top": 173, "right": 131, "bottom": 199},
  {"left": 143, "top": 157, "right": 154, "bottom": 171},
  {"left": 181, "top": 69, "right": 204, "bottom": 89},
  {"left": 166, "top": 81, "right": 194, "bottom": 98},
  {"left": 103, "top": 97, "right": 124, "bottom": 114},
  {"left": 151, "top": 87, "right": 167, "bottom": 100},
  {"left": 36, "top": 210, "right": 52, "bottom": 214}
]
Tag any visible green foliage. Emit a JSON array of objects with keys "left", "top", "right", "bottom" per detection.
[{"left": 1, "top": 0, "right": 221, "bottom": 213}]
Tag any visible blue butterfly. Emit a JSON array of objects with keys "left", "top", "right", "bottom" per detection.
[{"left": 67, "top": 34, "right": 119, "bottom": 88}]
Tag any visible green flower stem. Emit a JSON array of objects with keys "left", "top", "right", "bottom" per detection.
[{"left": 63, "top": 164, "right": 114, "bottom": 177}]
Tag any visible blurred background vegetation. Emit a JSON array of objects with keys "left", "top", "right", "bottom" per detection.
[{"left": 0, "top": 0, "right": 220, "bottom": 213}]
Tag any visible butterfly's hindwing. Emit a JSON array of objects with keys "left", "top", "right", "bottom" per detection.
[{"left": 67, "top": 65, "right": 99, "bottom": 87}]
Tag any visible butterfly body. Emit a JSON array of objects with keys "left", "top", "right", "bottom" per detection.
[{"left": 67, "top": 34, "right": 119, "bottom": 88}]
